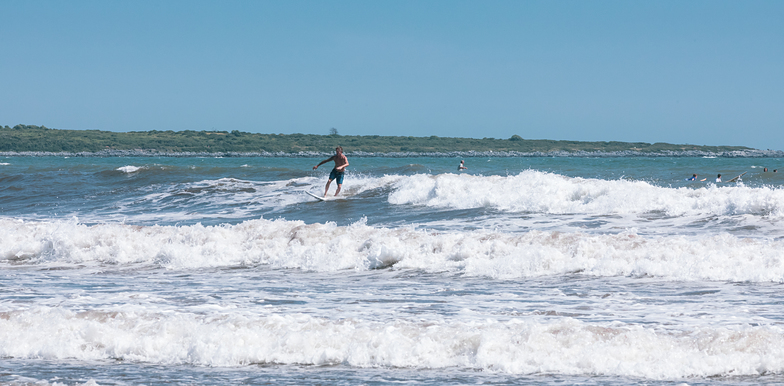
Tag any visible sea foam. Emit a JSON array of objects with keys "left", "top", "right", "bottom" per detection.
[
  {"left": 387, "top": 171, "right": 784, "bottom": 218},
  {"left": 117, "top": 165, "right": 143, "bottom": 173},
  {"left": 1, "top": 307, "right": 782, "bottom": 378},
  {"left": 2, "top": 218, "right": 783, "bottom": 282}
]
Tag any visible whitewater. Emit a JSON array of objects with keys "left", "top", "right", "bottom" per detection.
[{"left": 1, "top": 155, "right": 784, "bottom": 385}]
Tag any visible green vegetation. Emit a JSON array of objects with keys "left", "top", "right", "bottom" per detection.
[{"left": 0, "top": 124, "right": 754, "bottom": 154}]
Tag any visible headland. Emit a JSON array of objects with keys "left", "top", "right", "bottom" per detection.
[{"left": 1, "top": 124, "right": 780, "bottom": 158}]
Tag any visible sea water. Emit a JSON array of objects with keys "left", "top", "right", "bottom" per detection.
[{"left": 1, "top": 155, "right": 784, "bottom": 385}]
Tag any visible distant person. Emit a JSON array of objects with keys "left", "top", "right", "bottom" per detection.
[
  {"left": 458, "top": 160, "right": 467, "bottom": 171},
  {"left": 775, "top": 169, "right": 778, "bottom": 173},
  {"left": 687, "top": 174, "right": 698, "bottom": 181},
  {"left": 716, "top": 174, "right": 722, "bottom": 182},
  {"left": 764, "top": 167, "right": 768, "bottom": 172},
  {"left": 313, "top": 146, "right": 349, "bottom": 197}
]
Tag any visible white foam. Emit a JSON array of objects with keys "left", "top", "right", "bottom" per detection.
[
  {"left": 2, "top": 375, "right": 99, "bottom": 386},
  {"left": 2, "top": 218, "right": 783, "bottom": 282},
  {"left": 116, "top": 165, "right": 143, "bottom": 173},
  {"left": 1, "top": 307, "right": 782, "bottom": 378},
  {"left": 387, "top": 171, "right": 784, "bottom": 218}
]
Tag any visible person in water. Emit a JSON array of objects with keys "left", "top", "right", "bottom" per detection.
[
  {"left": 716, "top": 174, "right": 722, "bottom": 182},
  {"left": 687, "top": 174, "right": 698, "bottom": 181},
  {"left": 313, "top": 146, "right": 349, "bottom": 197},
  {"left": 458, "top": 160, "right": 467, "bottom": 171}
]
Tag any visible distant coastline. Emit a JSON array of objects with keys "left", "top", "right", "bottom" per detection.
[
  {"left": 3, "top": 124, "right": 781, "bottom": 158},
  {"left": 3, "top": 149, "right": 783, "bottom": 158}
]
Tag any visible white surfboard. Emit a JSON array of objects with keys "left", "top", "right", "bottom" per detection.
[
  {"left": 305, "top": 191, "right": 328, "bottom": 201},
  {"left": 304, "top": 190, "right": 346, "bottom": 201},
  {"left": 727, "top": 172, "right": 747, "bottom": 183}
]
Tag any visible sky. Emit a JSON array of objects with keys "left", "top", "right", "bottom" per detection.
[{"left": 1, "top": 0, "right": 782, "bottom": 150}]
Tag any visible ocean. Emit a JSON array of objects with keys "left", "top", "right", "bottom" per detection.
[{"left": 2, "top": 155, "right": 784, "bottom": 385}]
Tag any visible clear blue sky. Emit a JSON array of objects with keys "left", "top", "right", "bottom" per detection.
[{"left": 1, "top": 0, "right": 782, "bottom": 150}]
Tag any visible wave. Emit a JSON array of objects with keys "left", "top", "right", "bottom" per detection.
[
  {"left": 387, "top": 171, "right": 784, "bottom": 218},
  {"left": 1, "top": 307, "right": 782, "bottom": 378},
  {"left": 9, "top": 169, "right": 781, "bottom": 230},
  {"left": 109, "top": 177, "right": 315, "bottom": 221},
  {"left": 2, "top": 217, "right": 783, "bottom": 282},
  {"left": 112, "top": 173, "right": 397, "bottom": 212},
  {"left": 125, "top": 171, "right": 782, "bottom": 221},
  {"left": 117, "top": 165, "right": 144, "bottom": 173}
]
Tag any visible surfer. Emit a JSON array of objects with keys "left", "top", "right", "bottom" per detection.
[
  {"left": 716, "top": 174, "right": 722, "bottom": 182},
  {"left": 458, "top": 160, "right": 467, "bottom": 171},
  {"left": 313, "top": 146, "right": 349, "bottom": 197},
  {"left": 687, "top": 174, "right": 698, "bottom": 181}
]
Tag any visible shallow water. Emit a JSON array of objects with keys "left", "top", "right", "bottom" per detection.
[{"left": 2, "top": 155, "right": 784, "bottom": 385}]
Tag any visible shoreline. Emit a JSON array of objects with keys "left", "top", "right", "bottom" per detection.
[{"left": 1, "top": 149, "right": 783, "bottom": 158}]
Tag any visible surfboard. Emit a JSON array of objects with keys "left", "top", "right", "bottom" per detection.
[
  {"left": 304, "top": 190, "right": 346, "bottom": 201},
  {"left": 727, "top": 172, "right": 747, "bottom": 183},
  {"left": 305, "top": 191, "right": 328, "bottom": 201}
]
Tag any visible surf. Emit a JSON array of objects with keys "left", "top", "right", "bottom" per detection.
[
  {"left": 387, "top": 170, "right": 784, "bottom": 218},
  {"left": 2, "top": 307, "right": 783, "bottom": 378},
  {"left": 2, "top": 217, "right": 784, "bottom": 282}
]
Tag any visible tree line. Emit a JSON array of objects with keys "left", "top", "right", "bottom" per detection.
[{"left": 0, "top": 125, "right": 752, "bottom": 154}]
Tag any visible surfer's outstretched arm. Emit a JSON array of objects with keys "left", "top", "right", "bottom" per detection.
[{"left": 313, "top": 156, "right": 335, "bottom": 170}]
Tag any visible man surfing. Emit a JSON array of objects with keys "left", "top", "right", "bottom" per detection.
[{"left": 313, "top": 146, "right": 349, "bottom": 197}]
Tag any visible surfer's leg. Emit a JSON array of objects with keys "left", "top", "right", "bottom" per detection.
[
  {"left": 324, "top": 179, "right": 333, "bottom": 197},
  {"left": 334, "top": 173, "right": 344, "bottom": 196}
]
